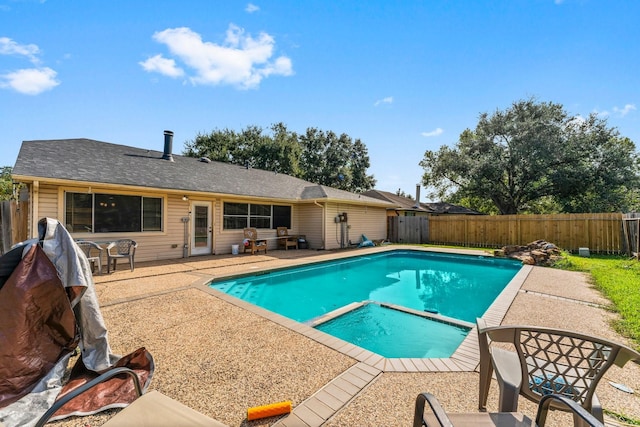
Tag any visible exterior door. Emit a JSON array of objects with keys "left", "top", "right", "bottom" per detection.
[{"left": 191, "top": 202, "right": 212, "bottom": 255}]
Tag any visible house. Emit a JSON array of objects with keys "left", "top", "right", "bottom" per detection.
[
  {"left": 11, "top": 131, "right": 393, "bottom": 262},
  {"left": 361, "top": 189, "right": 483, "bottom": 217}
]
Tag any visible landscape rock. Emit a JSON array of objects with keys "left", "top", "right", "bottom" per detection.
[{"left": 500, "top": 240, "right": 563, "bottom": 266}]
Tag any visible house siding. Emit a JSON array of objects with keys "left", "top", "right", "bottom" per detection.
[
  {"left": 323, "top": 202, "right": 387, "bottom": 250},
  {"left": 39, "top": 184, "right": 59, "bottom": 219},
  {"left": 30, "top": 185, "right": 187, "bottom": 262},
  {"left": 213, "top": 199, "right": 299, "bottom": 254},
  {"left": 21, "top": 182, "right": 389, "bottom": 262},
  {"left": 298, "top": 203, "right": 324, "bottom": 250}
]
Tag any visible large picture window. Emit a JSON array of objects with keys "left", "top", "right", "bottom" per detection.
[
  {"left": 65, "top": 192, "right": 163, "bottom": 233},
  {"left": 223, "top": 203, "right": 291, "bottom": 230}
]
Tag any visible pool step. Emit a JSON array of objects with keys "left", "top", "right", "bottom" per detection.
[
  {"left": 304, "top": 301, "right": 370, "bottom": 327},
  {"left": 379, "top": 302, "right": 475, "bottom": 330},
  {"left": 304, "top": 300, "right": 474, "bottom": 331}
]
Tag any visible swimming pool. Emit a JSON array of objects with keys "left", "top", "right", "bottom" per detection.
[{"left": 209, "top": 250, "right": 522, "bottom": 358}]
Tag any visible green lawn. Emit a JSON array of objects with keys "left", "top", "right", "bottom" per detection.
[{"left": 555, "top": 254, "right": 640, "bottom": 350}]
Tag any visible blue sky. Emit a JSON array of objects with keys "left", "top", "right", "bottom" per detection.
[{"left": 1, "top": 1, "right": 639, "bottom": 200}]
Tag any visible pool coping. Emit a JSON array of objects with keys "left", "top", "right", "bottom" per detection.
[{"left": 196, "top": 248, "right": 532, "bottom": 427}]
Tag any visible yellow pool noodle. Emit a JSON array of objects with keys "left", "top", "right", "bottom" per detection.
[{"left": 247, "top": 400, "right": 292, "bottom": 420}]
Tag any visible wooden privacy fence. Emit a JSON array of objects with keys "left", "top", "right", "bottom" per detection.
[
  {"left": 387, "top": 216, "right": 429, "bottom": 244},
  {"left": 426, "top": 213, "right": 624, "bottom": 254},
  {"left": 0, "top": 200, "right": 28, "bottom": 254},
  {"left": 623, "top": 213, "right": 640, "bottom": 259},
  {"left": 388, "top": 213, "right": 627, "bottom": 254}
]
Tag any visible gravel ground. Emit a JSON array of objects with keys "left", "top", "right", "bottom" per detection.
[{"left": 48, "top": 247, "right": 639, "bottom": 427}]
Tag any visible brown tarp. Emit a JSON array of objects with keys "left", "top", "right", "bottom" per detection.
[
  {"left": 52, "top": 347, "right": 153, "bottom": 419},
  {"left": 0, "top": 218, "right": 154, "bottom": 425},
  {"left": 0, "top": 244, "right": 78, "bottom": 407}
]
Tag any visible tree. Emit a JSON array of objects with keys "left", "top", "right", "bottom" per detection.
[
  {"left": 420, "top": 98, "right": 640, "bottom": 214},
  {"left": 183, "top": 128, "right": 241, "bottom": 163},
  {"left": 350, "top": 139, "right": 376, "bottom": 192},
  {"left": 185, "top": 124, "right": 376, "bottom": 193},
  {"left": 554, "top": 116, "right": 640, "bottom": 212},
  {"left": 1, "top": 166, "right": 14, "bottom": 201},
  {"left": 395, "top": 189, "right": 413, "bottom": 199}
]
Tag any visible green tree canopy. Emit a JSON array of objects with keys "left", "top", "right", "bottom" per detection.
[
  {"left": 184, "top": 123, "right": 376, "bottom": 192},
  {"left": 1, "top": 166, "right": 14, "bottom": 201},
  {"left": 420, "top": 98, "right": 640, "bottom": 214}
]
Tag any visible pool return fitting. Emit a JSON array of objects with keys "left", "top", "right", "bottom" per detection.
[{"left": 247, "top": 400, "right": 292, "bottom": 421}]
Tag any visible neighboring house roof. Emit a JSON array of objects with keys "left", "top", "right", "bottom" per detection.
[
  {"left": 12, "top": 138, "right": 392, "bottom": 206},
  {"left": 423, "top": 201, "right": 483, "bottom": 215},
  {"left": 362, "top": 189, "right": 483, "bottom": 215},
  {"left": 361, "top": 189, "right": 429, "bottom": 212}
]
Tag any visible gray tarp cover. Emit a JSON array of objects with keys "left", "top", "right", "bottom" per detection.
[{"left": 0, "top": 218, "right": 154, "bottom": 427}]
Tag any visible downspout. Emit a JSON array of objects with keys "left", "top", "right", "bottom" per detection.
[
  {"left": 31, "top": 180, "right": 39, "bottom": 239},
  {"left": 313, "top": 200, "right": 325, "bottom": 250}
]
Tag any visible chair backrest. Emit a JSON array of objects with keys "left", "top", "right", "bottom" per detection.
[
  {"left": 76, "top": 241, "right": 99, "bottom": 258},
  {"left": 114, "top": 239, "right": 136, "bottom": 255},
  {"left": 276, "top": 227, "right": 289, "bottom": 237},
  {"left": 244, "top": 228, "right": 258, "bottom": 240},
  {"left": 482, "top": 323, "right": 640, "bottom": 408}
]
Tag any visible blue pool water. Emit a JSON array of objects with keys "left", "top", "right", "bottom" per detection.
[
  {"left": 209, "top": 250, "right": 522, "bottom": 357},
  {"left": 316, "top": 303, "right": 469, "bottom": 358}
]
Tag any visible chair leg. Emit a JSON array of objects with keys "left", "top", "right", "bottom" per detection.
[
  {"left": 129, "top": 256, "right": 134, "bottom": 272},
  {"left": 477, "top": 318, "right": 493, "bottom": 411},
  {"left": 497, "top": 380, "right": 520, "bottom": 413},
  {"left": 478, "top": 359, "right": 492, "bottom": 411}
]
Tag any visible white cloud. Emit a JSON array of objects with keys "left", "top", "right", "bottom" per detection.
[
  {"left": 613, "top": 104, "right": 636, "bottom": 117},
  {"left": 569, "top": 115, "right": 586, "bottom": 125},
  {"left": 0, "top": 37, "right": 41, "bottom": 64},
  {"left": 374, "top": 96, "right": 393, "bottom": 106},
  {"left": 139, "top": 54, "right": 184, "bottom": 78},
  {"left": 142, "top": 25, "right": 293, "bottom": 89},
  {"left": 0, "top": 37, "right": 61, "bottom": 95},
  {"left": 421, "top": 128, "right": 444, "bottom": 137},
  {"left": 0, "top": 67, "right": 59, "bottom": 95},
  {"left": 245, "top": 3, "right": 260, "bottom": 13}
]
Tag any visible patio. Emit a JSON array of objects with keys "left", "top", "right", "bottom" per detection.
[{"left": 52, "top": 246, "right": 640, "bottom": 427}]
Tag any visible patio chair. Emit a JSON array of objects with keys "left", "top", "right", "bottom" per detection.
[
  {"left": 243, "top": 228, "right": 267, "bottom": 255},
  {"left": 76, "top": 240, "right": 104, "bottom": 274},
  {"left": 414, "top": 392, "right": 604, "bottom": 427},
  {"left": 276, "top": 226, "right": 298, "bottom": 250},
  {"left": 477, "top": 318, "right": 640, "bottom": 427},
  {"left": 107, "top": 239, "right": 138, "bottom": 273}
]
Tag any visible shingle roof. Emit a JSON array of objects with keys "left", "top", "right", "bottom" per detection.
[
  {"left": 12, "top": 139, "right": 391, "bottom": 205},
  {"left": 423, "top": 202, "right": 483, "bottom": 215},
  {"left": 362, "top": 189, "right": 428, "bottom": 211},
  {"left": 362, "top": 189, "right": 483, "bottom": 215}
]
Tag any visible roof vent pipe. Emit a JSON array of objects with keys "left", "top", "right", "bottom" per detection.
[
  {"left": 163, "top": 130, "right": 174, "bottom": 162},
  {"left": 414, "top": 184, "right": 421, "bottom": 208}
]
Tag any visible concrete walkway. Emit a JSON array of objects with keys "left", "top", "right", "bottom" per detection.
[{"left": 54, "top": 246, "right": 639, "bottom": 427}]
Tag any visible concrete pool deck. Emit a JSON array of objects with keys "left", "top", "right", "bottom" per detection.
[{"left": 53, "top": 245, "right": 640, "bottom": 427}]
